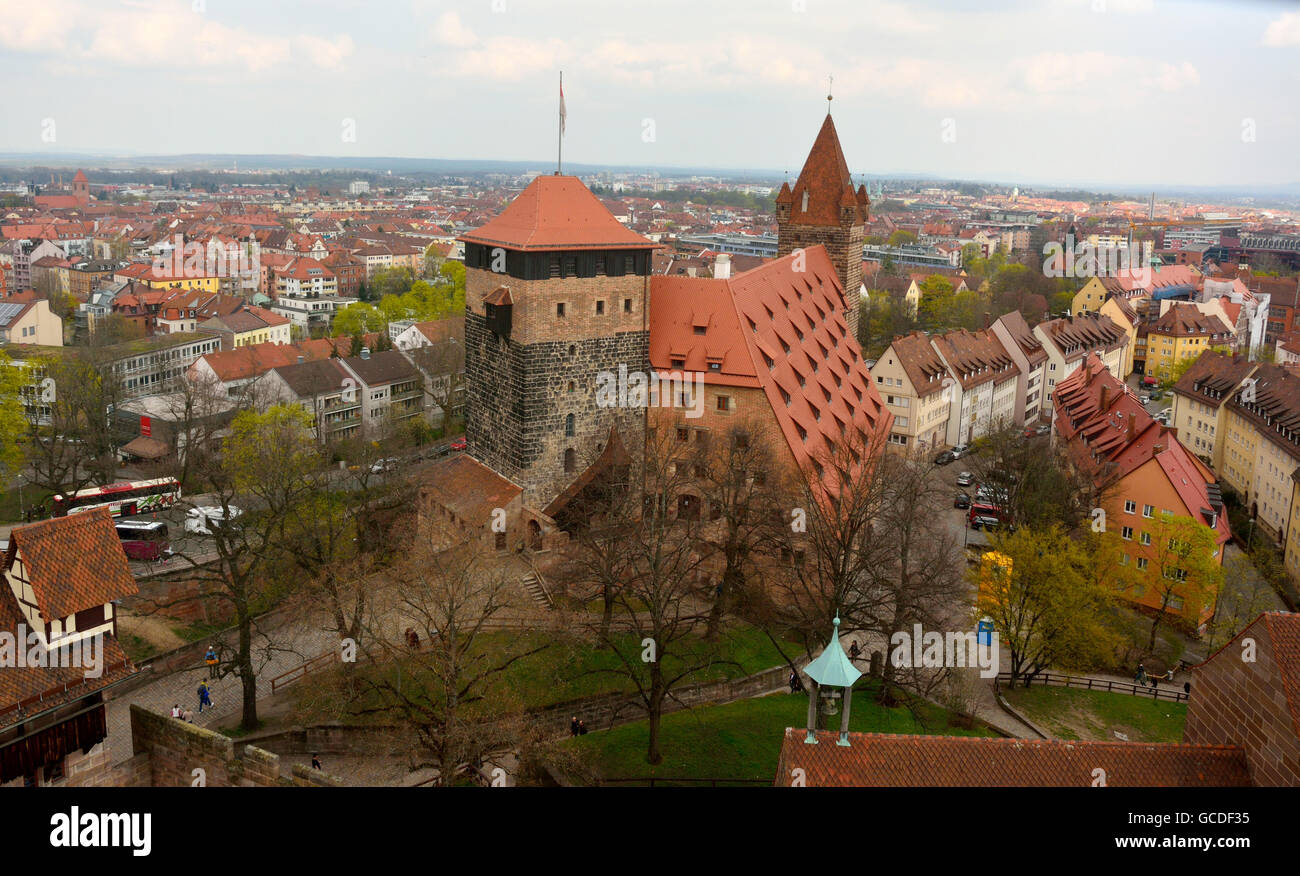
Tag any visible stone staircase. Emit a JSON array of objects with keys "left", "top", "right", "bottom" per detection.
[{"left": 521, "top": 571, "right": 554, "bottom": 610}]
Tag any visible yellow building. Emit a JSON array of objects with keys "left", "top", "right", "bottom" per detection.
[
  {"left": 1070, "top": 276, "right": 1109, "bottom": 315},
  {"left": 1143, "top": 302, "right": 1233, "bottom": 384},
  {"left": 1099, "top": 294, "right": 1142, "bottom": 377},
  {"left": 1218, "top": 363, "right": 1300, "bottom": 548},
  {"left": 1170, "top": 351, "right": 1257, "bottom": 470}
]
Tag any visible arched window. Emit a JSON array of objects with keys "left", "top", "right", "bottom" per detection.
[
  {"left": 564, "top": 448, "right": 576, "bottom": 473},
  {"left": 568, "top": 344, "right": 577, "bottom": 357},
  {"left": 565, "top": 414, "right": 575, "bottom": 437}
]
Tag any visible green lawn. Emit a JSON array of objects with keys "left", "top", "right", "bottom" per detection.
[
  {"left": 1002, "top": 685, "right": 1186, "bottom": 743},
  {"left": 571, "top": 679, "right": 997, "bottom": 784},
  {"left": 291, "top": 624, "right": 803, "bottom": 724}
]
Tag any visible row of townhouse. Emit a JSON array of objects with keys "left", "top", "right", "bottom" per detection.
[
  {"left": 870, "top": 310, "right": 1129, "bottom": 451},
  {"left": 187, "top": 316, "right": 464, "bottom": 426},
  {"left": 1053, "top": 354, "right": 1231, "bottom": 631},
  {"left": 253, "top": 349, "right": 427, "bottom": 442},
  {"left": 1171, "top": 352, "right": 1300, "bottom": 581}
]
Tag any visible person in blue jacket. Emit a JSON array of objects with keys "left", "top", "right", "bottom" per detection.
[{"left": 198, "top": 680, "right": 214, "bottom": 713}]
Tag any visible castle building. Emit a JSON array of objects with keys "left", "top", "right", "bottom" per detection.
[
  {"left": 431, "top": 113, "right": 891, "bottom": 554},
  {"left": 775, "top": 113, "right": 870, "bottom": 339}
]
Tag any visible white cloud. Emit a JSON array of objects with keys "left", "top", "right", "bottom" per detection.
[
  {"left": 1263, "top": 11, "right": 1300, "bottom": 47},
  {"left": 0, "top": 0, "right": 357, "bottom": 75},
  {"left": 294, "top": 34, "right": 355, "bottom": 71},
  {"left": 433, "top": 11, "right": 478, "bottom": 47}
]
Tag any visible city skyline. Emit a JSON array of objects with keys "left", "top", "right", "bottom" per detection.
[{"left": 1, "top": 0, "right": 1298, "bottom": 188}]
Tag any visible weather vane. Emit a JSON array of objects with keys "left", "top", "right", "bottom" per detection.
[{"left": 827, "top": 75, "right": 833, "bottom": 106}]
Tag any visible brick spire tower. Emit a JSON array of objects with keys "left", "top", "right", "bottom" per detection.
[{"left": 775, "top": 113, "right": 869, "bottom": 338}]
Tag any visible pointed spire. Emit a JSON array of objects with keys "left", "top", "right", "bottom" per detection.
[
  {"left": 788, "top": 114, "right": 868, "bottom": 227},
  {"left": 802, "top": 614, "right": 862, "bottom": 747}
]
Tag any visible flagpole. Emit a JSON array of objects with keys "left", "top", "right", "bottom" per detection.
[{"left": 557, "top": 71, "right": 563, "bottom": 176}]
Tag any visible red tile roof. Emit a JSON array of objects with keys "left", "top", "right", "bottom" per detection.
[
  {"left": 649, "top": 245, "right": 891, "bottom": 474},
  {"left": 4, "top": 508, "right": 138, "bottom": 621},
  {"left": 775, "top": 729, "right": 1251, "bottom": 786},
  {"left": 1053, "top": 354, "right": 1230, "bottom": 544},
  {"left": 775, "top": 114, "right": 869, "bottom": 227},
  {"left": 420, "top": 454, "right": 522, "bottom": 526},
  {"left": 458, "top": 176, "right": 657, "bottom": 252}
]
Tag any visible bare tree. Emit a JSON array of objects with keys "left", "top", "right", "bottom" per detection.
[{"left": 356, "top": 537, "right": 549, "bottom": 785}]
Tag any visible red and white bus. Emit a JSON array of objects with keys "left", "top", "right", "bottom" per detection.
[
  {"left": 53, "top": 478, "right": 182, "bottom": 518},
  {"left": 114, "top": 519, "right": 171, "bottom": 561}
]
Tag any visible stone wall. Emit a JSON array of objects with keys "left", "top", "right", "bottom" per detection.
[
  {"left": 125, "top": 703, "right": 343, "bottom": 787},
  {"left": 466, "top": 308, "right": 649, "bottom": 509},
  {"left": 1183, "top": 617, "right": 1300, "bottom": 786}
]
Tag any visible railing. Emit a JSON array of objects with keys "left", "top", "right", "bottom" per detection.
[
  {"left": 995, "top": 671, "right": 1189, "bottom": 703},
  {"left": 270, "top": 650, "right": 340, "bottom": 693},
  {"left": 601, "top": 777, "right": 771, "bottom": 787}
]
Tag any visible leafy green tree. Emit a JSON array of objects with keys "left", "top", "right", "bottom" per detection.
[
  {"left": 887, "top": 230, "right": 916, "bottom": 247},
  {"left": 976, "top": 526, "right": 1117, "bottom": 685},
  {"left": 1105, "top": 514, "right": 1225, "bottom": 653},
  {"left": 0, "top": 350, "right": 27, "bottom": 480},
  {"left": 333, "top": 302, "right": 383, "bottom": 337}
]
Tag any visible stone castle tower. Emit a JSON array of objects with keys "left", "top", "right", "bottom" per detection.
[
  {"left": 459, "top": 175, "right": 657, "bottom": 510},
  {"left": 776, "top": 113, "right": 870, "bottom": 339}
]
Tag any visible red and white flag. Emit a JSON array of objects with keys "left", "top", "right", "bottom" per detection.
[{"left": 559, "top": 78, "right": 567, "bottom": 137}]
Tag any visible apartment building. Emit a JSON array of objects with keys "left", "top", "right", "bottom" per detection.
[
  {"left": 1054, "top": 354, "right": 1230, "bottom": 630},
  {"left": 1170, "top": 351, "right": 1258, "bottom": 469},
  {"left": 1218, "top": 362, "right": 1300, "bottom": 547},
  {"left": 931, "top": 328, "right": 1019, "bottom": 447},
  {"left": 871, "top": 331, "right": 951, "bottom": 451},
  {"left": 989, "top": 310, "right": 1048, "bottom": 426},
  {"left": 1143, "top": 302, "right": 1234, "bottom": 383},
  {"left": 1033, "top": 312, "right": 1129, "bottom": 411}
]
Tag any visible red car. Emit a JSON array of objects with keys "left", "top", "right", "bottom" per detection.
[{"left": 450, "top": 436, "right": 467, "bottom": 451}]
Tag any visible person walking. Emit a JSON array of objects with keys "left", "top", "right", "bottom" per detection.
[
  {"left": 789, "top": 671, "right": 801, "bottom": 694},
  {"left": 569, "top": 716, "right": 581, "bottom": 737},
  {"left": 204, "top": 646, "right": 219, "bottom": 679},
  {"left": 311, "top": 753, "right": 322, "bottom": 771},
  {"left": 577, "top": 720, "right": 588, "bottom": 736},
  {"left": 198, "top": 680, "right": 213, "bottom": 713},
  {"left": 1134, "top": 663, "right": 1147, "bottom": 687}
]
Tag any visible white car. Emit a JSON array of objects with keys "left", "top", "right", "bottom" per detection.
[
  {"left": 370, "top": 457, "right": 400, "bottom": 474},
  {"left": 184, "top": 505, "right": 243, "bottom": 535}
]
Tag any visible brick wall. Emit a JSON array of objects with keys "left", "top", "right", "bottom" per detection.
[
  {"left": 1183, "top": 617, "right": 1300, "bottom": 786},
  {"left": 776, "top": 217, "right": 864, "bottom": 339}
]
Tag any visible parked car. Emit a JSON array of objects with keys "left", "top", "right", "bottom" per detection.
[
  {"left": 934, "top": 450, "right": 956, "bottom": 466},
  {"left": 956, "top": 471, "right": 974, "bottom": 487},
  {"left": 954, "top": 492, "right": 971, "bottom": 509},
  {"left": 1139, "top": 393, "right": 1150, "bottom": 405},
  {"left": 370, "top": 457, "right": 400, "bottom": 474},
  {"left": 1036, "top": 424, "right": 1050, "bottom": 436},
  {"left": 1023, "top": 426, "right": 1038, "bottom": 438},
  {"left": 1150, "top": 389, "right": 1163, "bottom": 401},
  {"left": 450, "top": 436, "right": 467, "bottom": 451},
  {"left": 184, "top": 505, "right": 242, "bottom": 535},
  {"left": 951, "top": 444, "right": 971, "bottom": 459},
  {"left": 970, "top": 514, "right": 1000, "bottom": 531}
]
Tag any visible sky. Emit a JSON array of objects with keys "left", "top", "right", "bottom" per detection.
[{"left": 0, "top": 0, "right": 1298, "bottom": 189}]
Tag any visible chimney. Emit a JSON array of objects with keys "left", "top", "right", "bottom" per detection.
[
  {"left": 1100, "top": 384, "right": 1110, "bottom": 410},
  {"left": 714, "top": 252, "right": 731, "bottom": 280},
  {"left": 1127, "top": 412, "right": 1136, "bottom": 442}
]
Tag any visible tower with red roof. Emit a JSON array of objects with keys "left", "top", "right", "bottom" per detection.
[
  {"left": 71, "top": 169, "right": 89, "bottom": 207},
  {"left": 775, "top": 113, "right": 870, "bottom": 339},
  {"left": 458, "top": 175, "right": 658, "bottom": 508}
]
